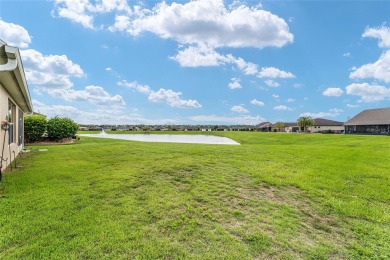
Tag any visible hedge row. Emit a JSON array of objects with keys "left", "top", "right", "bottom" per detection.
[{"left": 24, "top": 115, "right": 78, "bottom": 142}]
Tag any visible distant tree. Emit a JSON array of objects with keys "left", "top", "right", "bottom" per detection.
[
  {"left": 275, "top": 122, "right": 285, "bottom": 132},
  {"left": 297, "top": 116, "right": 315, "bottom": 133}
]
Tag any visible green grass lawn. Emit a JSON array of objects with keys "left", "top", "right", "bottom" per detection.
[{"left": 1, "top": 132, "right": 389, "bottom": 259}]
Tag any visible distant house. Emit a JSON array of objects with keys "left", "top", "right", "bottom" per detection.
[
  {"left": 308, "top": 118, "right": 344, "bottom": 133},
  {"left": 344, "top": 108, "right": 390, "bottom": 135},
  {"left": 0, "top": 39, "right": 33, "bottom": 171},
  {"left": 283, "top": 122, "right": 300, "bottom": 133},
  {"left": 256, "top": 122, "right": 273, "bottom": 132}
]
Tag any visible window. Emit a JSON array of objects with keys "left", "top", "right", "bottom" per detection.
[{"left": 8, "top": 100, "right": 16, "bottom": 144}]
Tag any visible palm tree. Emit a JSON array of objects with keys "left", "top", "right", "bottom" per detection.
[
  {"left": 297, "top": 116, "right": 315, "bottom": 133},
  {"left": 274, "top": 121, "right": 285, "bottom": 132}
]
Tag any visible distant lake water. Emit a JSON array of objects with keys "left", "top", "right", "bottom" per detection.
[{"left": 79, "top": 133, "right": 240, "bottom": 145}]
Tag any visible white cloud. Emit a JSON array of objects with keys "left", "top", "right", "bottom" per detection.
[
  {"left": 170, "top": 44, "right": 228, "bottom": 67},
  {"left": 53, "top": 0, "right": 131, "bottom": 29},
  {"left": 0, "top": 20, "right": 32, "bottom": 48},
  {"left": 300, "top": 108, "right": 343, "bottom": 118},
  {"left": 363, "top": 25, "right": 390, "bottom": 48},
  {"left": 343, "top": 52, "right": 351, "bottom": 58},
  {"left": 32, "top": 99, "right": 176, "bottom": 125},
  {"left": 347, "top": 104, "right": 359, "bottom": 108},
  {"left": 171, "top": 45, "right": 263, "bottom": 77},
  {"left": 119, "top": 80, "right": 201, "bottom": 108},
  {"left": 287, "top": 98, "right": 295, "bottom": 102},
  {"left": 231, "top": 105, "right": 249, "bottom": 113},
  {"left": 250, "top": 99, "right": 265, "bottom": 106},
  {"left": 188, "top": 114, "right": 264, "bottom": 125},
  {"left": 148, "top": 88, "right": 202, "bottom": 108},
  {"left": 228, "top": 55, "right": 258, "bottom": 75},
  {"left": 112, "top": 0, "right": 293, "bottom": 49},
  {"left": 118, "top": 80, "right": 152, "bottom": 94},
  {"left": 264, "top": 79, "right": 280, "bottom": 88},
  {"left": 60, "top": 0, "right": 294, "bottom": 48},
  {"left": 323, "top": 87, "right": 344, "bottom": 97},
  {"left": 350, "top": 49, "right": 390, "bottom": 83},
  {"left": 273, "top": 105, "right": 292, "bottom": 111},
  {"left": 257, "top": 67, "right": 295, "bottom": 79},
  {"left": 228, "top": 78, "right": 242, "bottom": 89},
  {"left": 20, "top": 49, "right": 84, "bottom": 89},
  {"left": 272, "top": 94, "right": 279, "bottom": 99},
  {"left": 346, "top": 83, "right": 390, "bottom": 102},
  {"left": 105, "top": 67, "right": 112, "bottom": 71},
  {"left": 46, "top": 85, "right": 125, "bottom": 106}
]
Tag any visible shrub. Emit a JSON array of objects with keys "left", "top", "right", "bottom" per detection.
[
  {"left": 47, "top": 117, "right": 78, "bottom": 141},
  {"left": 24, "top": 115, "right": 47, "bottom": 142}
]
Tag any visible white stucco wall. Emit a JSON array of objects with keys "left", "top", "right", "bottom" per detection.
[
  {"left": 0, "top": 83, "right": 22, "bottom": 171},
  {"left": 308, "top": 125, "right": 344, "bottom": 133}
]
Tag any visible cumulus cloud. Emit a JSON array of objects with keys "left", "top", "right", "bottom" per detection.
[
  {"left": 250, "top": 99, "right": 265, "bottom": 106},
  {"left": 228, "top": 78, "right": 242, "bottom": 89},
  {"left": 148, "top": 89, "right": 202, "bottom": 108},
  {"left": 59, "top": 0, "right": 293, "bottom": 50},
  {"left": 257, "top": 67, "right": 295, "bottom": 79},
  {"left": 363, "top": 25, "right": 390, "bottom": 48},
  {"left": 46, "top": 85, "right": 125, "bottom": 106},
  {"left": 118, "top": 80, "right": 152, "bottom": 94},
  {"left": 231, "top": 105, "right": 249, "bottom": 113},
  {"left": 171, "top": 44, "right": 228, "bottom": 67},
  {"left": 21, "top": 49, "right": 84, "bottom": 89},
  {"left": 323, "top": 87, "right": 344, "bottom": 97},
  {"left": 52, "top": 0, "right": 131, "bottom": 29},
  {"left": 347, "top": 104, "right": 359, "bottom": 108},
  {"left": 32, "top": 99, "right": 175, "bottom": 125},
  {"left": 0, "top": 20, "right": 32, "bottom": 48},
  {"left": 350, "top": 50, "right": 390, "bottom": 83},
  {"left": 109, "top": 0, "right": 293, "bottom": 48},
  {"left": 346, "top": 83, "right": 390, "bottom": 102},
  {"left": 300, "top": 108, "right": 343, "bottom": 118},
  {"left": 273, "top": 105, "right": 292, "bottom": 111},
  {"left": 171, "top": 44, "right": 264, "bottom": 76},
  {"left": 118, "top": 80, "right": 201, "bottom": 108},
  {"left": 264, "top": 79, "right": 280, "bottom": 88},
  {"left": 188, "top": 114, "right": 264, "bottom": 125},
  {"left": 287, "top": 98, "right": 295, "bottom": 102},
  {"left": 343, "top": 52, "right": 351, "bottom": 58}
]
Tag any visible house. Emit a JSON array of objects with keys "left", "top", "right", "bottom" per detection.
[
  {"left": 0, "top": 39, "right": 33, "bottom": 171},
  {"left": 344, "top": 107, "right": 390, "bottom": 135},
  {"left": 283, "top": 122, "right": 300, "bottom": 133},
  {"left": 256, "top": 122, "right": 273, "bottom": 132},
  {"left": 308, "top": 118, "right": 344, "bottom": 133}
]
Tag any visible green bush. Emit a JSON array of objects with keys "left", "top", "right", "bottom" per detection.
[
  {"left": 47, "top": 117, "right": 78, "bottom": 141},
  {"left": 24, "top": 115, "right": 47, "bottom": 142}
]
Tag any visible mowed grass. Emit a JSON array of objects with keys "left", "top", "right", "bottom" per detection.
[{"left": 0, "top": 132, "right": 389, "bottom": 259}]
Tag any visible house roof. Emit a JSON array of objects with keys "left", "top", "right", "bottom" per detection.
[
  {"left": 256, "top": 122, "right": 272, "bottom": 128},
  {"left": 344, "top": 108, "right": 390, "bottom": 125},
  {"left": 282, "top": 122, "right": 298, "bottom": 127},
  {"left": 0, "top": 40, "right": 33, "bottom": 113},
  {"left": 313, "top": 118, "right": 344, "bottom": 126}
]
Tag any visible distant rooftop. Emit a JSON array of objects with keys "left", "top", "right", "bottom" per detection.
[
  {"left": 345, "top": 108, "right": 390, "bottom": 125},
  {"left": 0, "top": 39, "right": 7, "bottom": 46},
  {"left": 313, "top": 118, "right": 344, "bottom": 126}
]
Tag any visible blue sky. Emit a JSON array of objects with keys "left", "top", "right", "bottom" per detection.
[{"left": 0, "top": 0, "right": 389, "bottom": 125}]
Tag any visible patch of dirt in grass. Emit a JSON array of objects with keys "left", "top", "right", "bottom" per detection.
[{"left": 222, "top": 182, "right": 352, "bottom": 258}]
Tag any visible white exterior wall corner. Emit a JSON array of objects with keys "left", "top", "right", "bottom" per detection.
[{"left": 0, "top": 41, "right": 33, "bottom": 171}]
